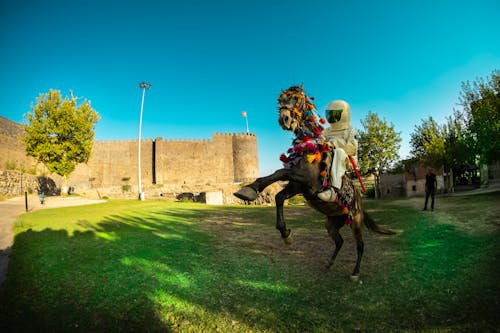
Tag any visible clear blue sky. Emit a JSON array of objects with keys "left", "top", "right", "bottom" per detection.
[{"left": 1, "top": 0, "right": 499, "bottom": 175}]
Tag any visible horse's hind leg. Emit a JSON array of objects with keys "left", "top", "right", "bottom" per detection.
[
  {"left": 350, "top": 214, "right": 364, "bottom": 281},
  {"left": 325, "top": 216, "right": 344, "bottom": 269}
]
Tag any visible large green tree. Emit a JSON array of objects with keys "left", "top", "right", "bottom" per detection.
[
  {"left": 459, "top": 70, "right": 499, "bottom": 165},
  {"left": 358, "top": 111, "right": 402, "bottom": 198},
  {"left": 443, "top": 110, "right": 475, "bottom": 178},
  {"left": 409, "top": 116, "right": 446, "bottom": 169},
  {"left": 23, "top": 89, "right": 99, "bottom": 183}
]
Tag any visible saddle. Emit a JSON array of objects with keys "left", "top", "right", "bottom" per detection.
[{"left": 280, "top": 139, "right": 357, "bottom": 220}]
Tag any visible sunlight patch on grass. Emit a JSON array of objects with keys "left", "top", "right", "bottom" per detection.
[
  {"left": 120, "top": 257, "right": 193, "bottom": 289},
  {"left": 150, "top": 290, "right": 197, "bottom": 312},
  {"left": 236, "top": 279, "right": 297, "bottom": 292},
  {"left": 152, "top": 231, "right": 185, "bottom": 240},
  {"left": 415, "top": 240, "right": 443, "bottom": 249},
  {"left": 94, "top": 231, "right": 119, "bottom": 241}
]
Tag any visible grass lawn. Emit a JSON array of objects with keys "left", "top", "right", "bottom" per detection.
[{"left": 0, "top": 193, "right": 498, "bottom": 332}]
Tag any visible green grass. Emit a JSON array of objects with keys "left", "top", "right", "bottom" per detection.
[{"left": 0, "top": 194, "right": 499, "bottom": 332}]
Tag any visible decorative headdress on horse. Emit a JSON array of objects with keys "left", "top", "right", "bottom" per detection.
[{"left": 277, "top": 85, "right": 327, "bottom": 139}]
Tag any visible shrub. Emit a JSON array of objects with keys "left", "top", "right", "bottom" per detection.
[{"left": 5, "top": 161, "right": 17, "bottom": 170}]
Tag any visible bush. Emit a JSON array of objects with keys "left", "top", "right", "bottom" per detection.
[
  {"left": 121, "top": 184, "right": 131, "bottom": 192},
  {"left": 5, "top": 161, "right": 17, "bottom": 170},
  {"left": 364, "top": 187, "right": 375, "bottom": 198}
]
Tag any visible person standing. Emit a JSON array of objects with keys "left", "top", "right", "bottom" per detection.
[
  {"left": 423, "top": 168, "right": 437, "bottom": 211},
  {"left": 39, "top": 192, "right": 45, "bottom": 205}
]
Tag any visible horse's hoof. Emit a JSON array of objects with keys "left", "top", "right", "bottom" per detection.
[
  {"left": 350, "top": 275, "right": 360, "bottom": 282},
  {"left": 233, "top": 187, "right": 258, "bottom": 201},
  {"left": 283, "top": 231, "right": 293, "bottom": 245}
]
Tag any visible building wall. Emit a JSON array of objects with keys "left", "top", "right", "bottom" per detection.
[
  {"left": 380, "top": 167, "right": 445, "bottom": 198},
  {"left": 69, "top": 132, "right": 258, "bottom": 190}
]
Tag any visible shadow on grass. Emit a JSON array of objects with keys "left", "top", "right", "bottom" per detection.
[{"left": 0, "top": 202, "right": 499, "bottom": 332}]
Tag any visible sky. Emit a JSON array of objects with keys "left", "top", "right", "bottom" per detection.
[{"left": 1, "top": 0, "right": 499, "bottom": 176}]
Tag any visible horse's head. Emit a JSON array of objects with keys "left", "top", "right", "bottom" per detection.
[{"left": 277, "top": 85, "right": 325, "bottom": 138}]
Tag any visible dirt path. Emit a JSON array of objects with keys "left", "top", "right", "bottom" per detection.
[{"left": 0, "top": 196, "right": 106, "bottom": 285}]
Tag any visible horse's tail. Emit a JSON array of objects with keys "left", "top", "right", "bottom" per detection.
[{"left": 362, "top": 210, "right": 396, "bottom": 235}]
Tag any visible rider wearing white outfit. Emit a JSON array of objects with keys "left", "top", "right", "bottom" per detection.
[{"left": 317, "top": 100, "right": 358, "bottom": 202}]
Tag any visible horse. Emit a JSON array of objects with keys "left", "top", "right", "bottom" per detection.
[{"left": 234, "top": 85, "right": 394, "bottom": 280}]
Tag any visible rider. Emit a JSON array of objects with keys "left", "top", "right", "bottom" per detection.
[{"left": 317, "top": 100, "right": 358, "bottom": 202}]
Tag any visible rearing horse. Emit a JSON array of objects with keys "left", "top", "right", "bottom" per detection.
[{"left": 234, "top": 85, "right": 394, "bottom": 280}]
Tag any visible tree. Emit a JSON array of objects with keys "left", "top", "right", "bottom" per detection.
[
  {"left": 358, "top": 111, "right": 402, "bottom": 198},
  {"left": 23, "top": 89, "right": 99, "bottom": 191},
  {"left": 443, "top": 110, "right": 475, "bottom": 183},
  {"left": 458, "top": 70, "right": 500, "bottom": 185},
  {"left": 410, "top": 114, "right": 474, "bottom": 191},
  {"left": 409, "top": 116, "right": 446, "bottom": 169}
]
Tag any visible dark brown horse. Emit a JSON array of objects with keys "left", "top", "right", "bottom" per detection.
[{"left": 234, "top": 85, "right": 394, "bottom": 280}]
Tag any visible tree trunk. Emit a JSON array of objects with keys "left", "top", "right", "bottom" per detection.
[
  {"left": 61, "top": 175, "right": 68, "bottom": 195},
  {"left": 449, "top": 168, "right": 454, "bottom": 193},
  {"left": 480, "top": 164, "right": 489, "bottom": 187},
  {"left": 374, "top": 171, "right": 380, "bottom": 199}
]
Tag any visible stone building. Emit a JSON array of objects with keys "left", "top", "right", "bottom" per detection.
[{"left": 379, "top": 166, "right": 445, "bottom": 198}]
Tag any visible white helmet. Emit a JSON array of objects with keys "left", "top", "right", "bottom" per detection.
[{"left": 325, "top": 100, "right": 350, "bottom": 130}]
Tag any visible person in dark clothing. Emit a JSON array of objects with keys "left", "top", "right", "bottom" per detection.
[{"left": 423, "top": 168, "right": 437, "bottom": 211}]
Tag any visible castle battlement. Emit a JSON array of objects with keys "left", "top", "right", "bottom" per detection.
[
  {"left": 213, "top": 132, "right": 256, "bottom": 138},
  {"left": 95, "top": 132, "right": 256, "bottom": 145}
]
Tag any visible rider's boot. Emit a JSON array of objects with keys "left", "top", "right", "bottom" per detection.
[{"left": 317, "top": 187, "right": 338, "bottom": 202}]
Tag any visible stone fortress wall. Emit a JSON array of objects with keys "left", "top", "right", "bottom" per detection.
[
  {"left": 69, "top": 132, "right": 260, "bottom": 192},
  {"left": 1, "top": 116, "right": 260, "bottom": 199}
]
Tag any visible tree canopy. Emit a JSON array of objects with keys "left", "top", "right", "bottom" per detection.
[
  {"left": 459, "top": 70, "right": 499, "bottom": 165},
  {"left": 409, "top": 116, "right": 446, "bottom": 169},
  {"left": 23, "top": 89, "right": 99, "bottom": 177},
  {"left": 408, "top": 70, "right": 498, "bottom": 185},
  {"left": 358, "top": 111, "right": 401, "bottom": 175}
]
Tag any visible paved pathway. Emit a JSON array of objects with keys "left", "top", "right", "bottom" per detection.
[{"left": 0, "top": 196, "right": 106, "bottom": 285}]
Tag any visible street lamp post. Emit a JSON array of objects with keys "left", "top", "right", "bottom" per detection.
[
  {"left": 241, "top": 111, "right": 249, "bottom": 133},
  {"left": 138, "top": 81, "right": 152, "bottom": 200}
]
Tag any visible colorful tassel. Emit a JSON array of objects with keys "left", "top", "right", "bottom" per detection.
[{"left": 279, "top": 154, "right": 290, "bottom": 163}]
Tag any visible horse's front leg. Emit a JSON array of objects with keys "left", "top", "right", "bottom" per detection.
[
  {"left": 275, "top": 183, "right": 301, "bottom": 244},
  {"left": 325, "top": 215, "right": 345, "bottom": 268},
  {"left": 234, "top": 168, "right": 292, "bottom": 201}
]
